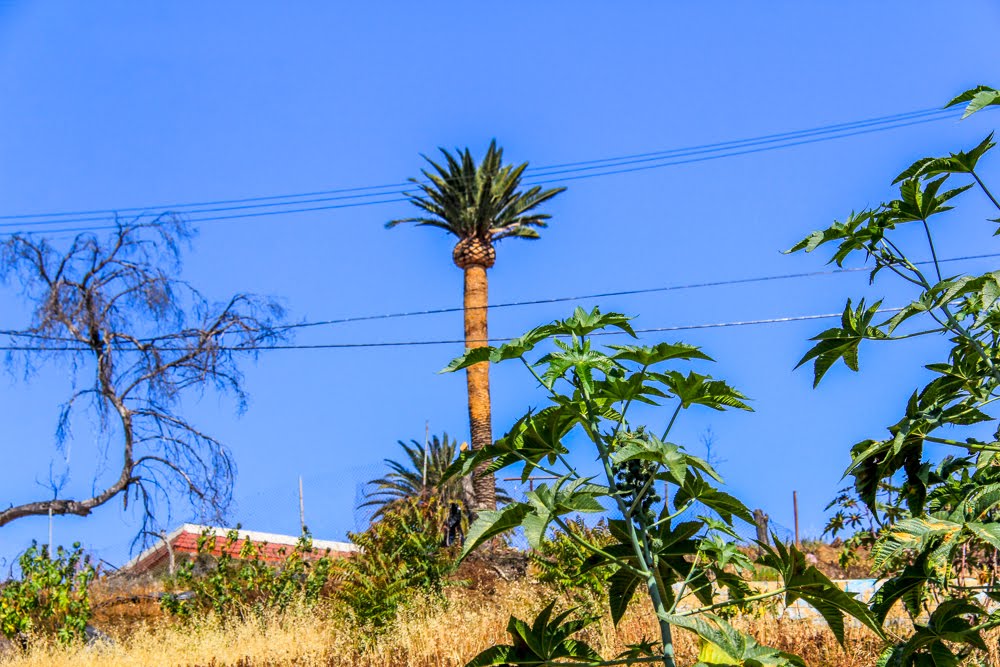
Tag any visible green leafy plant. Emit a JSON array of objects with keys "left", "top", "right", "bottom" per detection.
[
  {"left": 0, "top": 542, "right": 95, "bottom": 644},
  {"left": 360, "top": 433, "right": 511, "bottom": 518},
  {"left": 528, "top": 518, "right": 618, "bottom": 603},
  {"left": 160, "top": 528, "right": 332, "bottom": 622},
  {"left": 445, "top": 307, "right": 881, "bottom": 667},
  {"left": 790, "top": 85, "right": 1000, "bottom": 665},
  {"left": 465, "top": 600, "right": 602, "bottom": 667},
  {"left": 336, "top": 494, "right": 458, "bottom": 635}
]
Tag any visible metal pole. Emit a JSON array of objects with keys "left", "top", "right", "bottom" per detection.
[
  {"left": 793, "top": 490, "right": 800, "bottom": 547},
  {"left": 299, "top": 476, "right": 306, "bottom": 533},
  {"left": 423, "top": 420, "right": 429, "bottom": 490}
]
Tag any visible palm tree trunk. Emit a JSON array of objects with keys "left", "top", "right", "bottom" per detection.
[{"left": 464, "top": 264, "right": 496, "bottom": 511}]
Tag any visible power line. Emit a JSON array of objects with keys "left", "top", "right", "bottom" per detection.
[
  {"left": 0, "top": 308, "right": 906, "bottom": 353},
  {"left": 3, "top": 251, "right": 997, "bottom": 343},
  {"left": 268, "top": 251, "right": 1000, "bottom": 331},
  {"left": 0, "top": 106, "right": 960, "bottom": 235}
]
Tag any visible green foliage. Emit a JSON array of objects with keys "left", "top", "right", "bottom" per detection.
[
  {"left": 0, "top": 542, "right": 95, "bottom": 644},
  {"left": 443, "top": 307, "right": 875, "bottom": 667},
  {"left": 666, "top": 613, "right": 807, "bottom": 666},
  {"left": 386, "top": 139, "right": 566, "bottom": 243},
  {"left": 360, "top": 433, "right": 510, "bottom": 517},
  {"left": 528, "top": 518, "right": 617, "bottom": 601},
  {"left": 336, "top": 495, "right": 458, "bottom": 634},
  {"left": 465, "top": 600, "right": 602, "bottom": 667},
  {"left": 160, "top": 528, "right": 332, "bottom": 622},
  {"left": 791, "top": 84, "right": 1000, "bottom": 665}
]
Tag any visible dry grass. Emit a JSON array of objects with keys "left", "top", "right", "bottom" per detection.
[{"left": 0, "top": 578, "right": 907, "bottom": 667}]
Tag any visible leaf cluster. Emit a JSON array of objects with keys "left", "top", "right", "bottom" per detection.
[
  {"left": 160, "top": 527, "right": 332, "bottom": 622},
  {"left": 0, "top": 542, "right": 95, "bottom": 645},
  {"left": 335, "top": 495, "right": 459, "bottom": 636},
  {"left": 792, "top": 85, "right": 1000, "bottom": 666},
  {"left": 442, "top": 308, "right": 880, "bottom": 667}
]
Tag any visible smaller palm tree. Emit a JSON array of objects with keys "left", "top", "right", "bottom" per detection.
[{"left": 360, "top": 433, "right": 510, "bottom": 519}]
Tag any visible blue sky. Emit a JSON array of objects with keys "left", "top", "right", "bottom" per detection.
[{"left": 1, "top": 2, "right": 999, "bottom": 566}]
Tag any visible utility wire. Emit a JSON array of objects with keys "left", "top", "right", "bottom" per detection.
[
  {"left": 268, "top": 251, "right": 1000, "bottom": 331},
  {"left": 3, "top": 251, "right": 997, "bottom": 343},
  {"left": 0, "top": 106, "right": 959, "bottom": 234},
  {"left": 0, "top": 308, "right": 906, "bottom": 353}
]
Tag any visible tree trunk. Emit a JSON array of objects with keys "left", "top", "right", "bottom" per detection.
[{"left": 464, "top": 264, "right": 496, "bottom": 511}]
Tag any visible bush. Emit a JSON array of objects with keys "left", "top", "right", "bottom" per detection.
[
  {"left": 528, "top": 518, "right": 617, "bottom": 602},
  {"left": 0, "top": 542, "right": 95, "bottom": 644},
  {"left": 160, "top": 528, "right": 332, "bottom": 622},
  {"left": 336, "top": 494, "right": 457, "bottom": 634}
]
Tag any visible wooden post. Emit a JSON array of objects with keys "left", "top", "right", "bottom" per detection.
[
  {"left": 299, "top": 476, "right": 306, "bottom": 533},
  {"left": 753, "top": 509, "right": 770, "bottom": 552},
  {"left": 793, "top": 490, "right": 800, "bottom": 547}
]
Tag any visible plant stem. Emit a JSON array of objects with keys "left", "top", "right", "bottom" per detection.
[
  {"left": 579, "top": 379, "right": 676, "bottom": 667},
  {"left": 920, "top": 218, "right": 943, "bottom": 282},
  {"left": 661, "top": 402, "right": 683, "bottom": 441},
  {"left": 971, "top": 169, "right": 1000, "bottom": 212}
]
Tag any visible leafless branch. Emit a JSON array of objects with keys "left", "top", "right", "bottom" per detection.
[{"left": 0, "top": 216, "right": 286, "bottom": 540}]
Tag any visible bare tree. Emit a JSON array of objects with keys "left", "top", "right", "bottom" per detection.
[{"left": 0, "top": 216, "right": 284, "bottom": 538}]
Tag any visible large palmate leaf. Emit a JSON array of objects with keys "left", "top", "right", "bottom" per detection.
[
  {"left": 869, "top": 554, "right": 931, "bottom": 624},
  {"left": 891, "top": 599, "right": 990, "bottom": 667},
  {"left": 888, "top": 177, "right": 973, "bottom": 223},
  {"left": 521, "top": 479, "right": 606, "bottom": 548},
  {"left": 654, "top": 370, "right": 752, "bottom": 411},
  {"left": 673, "top": 473, "right": 754, "bottom": 524},
  {"left": 610, "top": 341, "right": 713, "bottom": 366},
  {"left": 946, "top": 85, "right": 1000, "bottom": 119},
  {"left": 893, "top": 134, "right": 995, "bottom": 184},
  {"left": 441, "top": 323, "right": 561, "bottom": 374},
  {"left": 461, "top": 503, "right": 533, "bottom": 559},
  {"left": 537, "top": 337, "right": 619, "bottom": 393},
  {"left": 796, "top": 298, "right": 887, "bottom": 387},
  {"left": 465, "top": 601, "right": 603, "bottom": 667},
  {"left": 549, "top": 306, "right": 636, "bottom": 339},
  {"left": 664, "top": 614, "right": 806, "bottom": 667},
  {"left": 757, "top": 540, "right": 883, "bottom": 644}
]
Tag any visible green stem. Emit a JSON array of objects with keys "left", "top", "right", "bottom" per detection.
[
  {"left": 613, "top": 364, "right": 648, "bottom": 439},
  {"left": 971, "top": 169, "right": 1000, "bottom": 212},
  {"left": 627, "top": 475, "right": 657, "bottom": 516},
  {"left": 648, "top": 500, "right": 695, "bottom": 530},
  {"left": 920, "top": 218, "right": 943, "bottom": 282},
  {"left": 686, "top": 587, "right": 787, "bottom": 615},
  {"left": 549, "top": 514, "right": 644, "bottom": 577},
  {"left": 661, "top": 402, "right": 683, "bottom": 441},
  {"left": 579, "top": 379, "right": 676, "bottom": 667}
]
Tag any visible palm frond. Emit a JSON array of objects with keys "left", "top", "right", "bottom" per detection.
[
  {"left": 386, "top": 141, "right": 565, "bottom": 243},
  {"left": 360, "top": 432, "right": 513, "bottom": 517}
]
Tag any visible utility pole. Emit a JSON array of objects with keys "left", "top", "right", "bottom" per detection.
[
  {"left": 299, "top": 476, "right": 306, "bottom": 534},
  {"left": 793, "top": 490, "right": 800, "bottom": 547},
  {"left": 422, "top": 420, "right": 429, "bottom": 490}
]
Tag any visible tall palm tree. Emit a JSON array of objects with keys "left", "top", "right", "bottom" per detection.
[
  {"left": 387, "top": 141, "right": 565, "bottom": 510},
  {"left": 360, "top": 433, "right": 510, "bottom": 518}
]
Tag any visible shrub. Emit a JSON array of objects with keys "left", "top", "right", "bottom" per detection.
[
  {"left": 335, "top": 494, "right": 457, "bottom": 634},
  {"left": 160, "top": 528, "right": 332, "bottom": 622},
  {"left": 0, "top": 542, "right": 95, "bottom": 644},
  {"left": 528, "top": 517, "right": 617, "bottom": 601}
]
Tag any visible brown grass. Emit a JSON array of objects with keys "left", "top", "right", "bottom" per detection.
[{"left": 0, "top": 578, "right": 907, "bottom": 667}]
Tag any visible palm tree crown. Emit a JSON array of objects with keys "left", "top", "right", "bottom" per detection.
[
  {"left": 360, "top": 433, "right": 510, "bottom": 518},
  {"left": 386, "top": 140, "right": 566, "bottom": 268}
]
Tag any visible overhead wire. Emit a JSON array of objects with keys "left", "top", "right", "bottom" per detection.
[
  {"left": 0, "top": 308, "right": 907, "bottom": 352},
  {"left": 0, "top": 105, "right": 960, "bottom": 236},
  {"left": 3, "top": 251, "right": 995, "bottom": 343}
]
